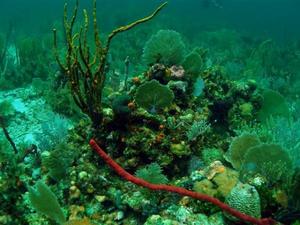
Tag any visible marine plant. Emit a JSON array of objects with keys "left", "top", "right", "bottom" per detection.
[
  {"left": 0, "top": 100, "right": 17, "bottom": 154},
  {"left": 240, "top": 143, "right": 293, "bottom": 185},
  {"left": 224, "top": 132, "right": 293, "bottom": 185},
  {"left": 289, "top": 168, "right": 300, "bottom": 210},
  {"left": 134, "top": 79, "right": 174, "bottom": 113},
  {"left": 0, "top": 138, "right": 11, "bottom": 164},
  {"left": 28, "top": 181, "right": 66, "bottom": 224},
  {"left": 42, "top": 142, "right": 76, "bottom": 181},
  {"left": 0, "top": 25, "right": 12, "bottom": 75},
  {"left": 53, "top": 0, "right": 167, "bottom": 127},
  {"left": 0, "top": 140, "right": 39, "bottom": 224},
  {"left": 194, "top": 29, "right": 247, "bottom": 66},
  {"left": 258, "top": 90, "right": 290, "bottom": 123},
  {"left": 142, "top": 29, "right": 186, "bottom": 66},
  {"left": 34, "top": 112, "right": 71, "bottom": 151},
  {"left": 182, "top": 48, "right": 203, "bottom": 77},
  {"left": 16, "top": 36, "right": 50, "bottom": 82},
  {"left": 265, "top": 117, "right": 300, "bottom": 167},
  {"left": 186, "top": 119, "right": 210, "bottom": 142},
  {"left": 0, "top": 35, "right": 7, "bottom": 76},
  {"left": 111, "top": 94, "right": 131, "bottom": 118},
  {"left": 244, "top": 39, "right": 283, "bottom": 82},
  {"left": 45, "top": 85, "right": 81, "bottom": 119},
  {"left": 135, "top": 162, "right": 168, "bottom": 184},
  {"left": 0, "top": 33, "right": 52, "bottom": 89},
  {"left": 201, "top": 148, "right": 224, "bottom": 166},
  {"left": 224, "top": 133, "right": 261, "bottom": 170}
]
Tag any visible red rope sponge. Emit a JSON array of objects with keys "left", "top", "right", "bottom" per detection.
[{"left": 89, "top": 139, "right": 277, "bottom": 225}]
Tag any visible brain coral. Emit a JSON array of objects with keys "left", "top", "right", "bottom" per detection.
[
  {"left": 225, "top": 182, "right": 261, "bottom": 220},
  {"left": 142, "top": 29, "right": 186, "bottom": 66}
]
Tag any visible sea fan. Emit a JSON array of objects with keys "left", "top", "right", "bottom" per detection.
[
  {"left": 143, "top": 30, "right": 186, "bottom": 66},
  {"left": 134, "top": 80, "right": 174, "bottom": 113}
]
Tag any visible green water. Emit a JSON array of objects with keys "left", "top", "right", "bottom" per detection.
[{"left": 0, "top": 0, "right": 300, "bottom": 224}]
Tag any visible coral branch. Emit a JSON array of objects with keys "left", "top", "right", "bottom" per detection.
[{"left": 89, "top": 139, "right": 277, "bottom": 225}]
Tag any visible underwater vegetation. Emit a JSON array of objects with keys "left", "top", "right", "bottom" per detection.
[
  {"left": 1, "top": 0, "right": 300, "bottom": 225},
  {"left": 53, "top": 0, "right": 167, "bottom": 128},
  {"left": 0, "top": 26, "right": 53, "bottom": 90}
]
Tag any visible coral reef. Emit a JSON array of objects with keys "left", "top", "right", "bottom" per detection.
[
  {"left": 90, "top": 139, "right": 276, "bottom": 225},
  {"left": 1, "top": 1, "right": 300, "bottom": 225}
]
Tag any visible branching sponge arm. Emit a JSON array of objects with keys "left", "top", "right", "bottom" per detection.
[
  {"left": 106, "top": 2, "right": 168, "bottom": 52},
  {"left": 52, "top": 0, "right": 167, "bottom": 128}
]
